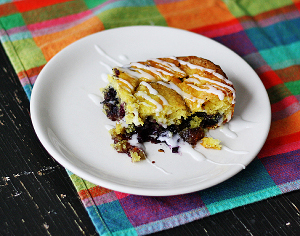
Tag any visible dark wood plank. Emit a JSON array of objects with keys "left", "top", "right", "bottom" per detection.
[
  {"left": 0, "top": 42, "right": 299, "bottom": 236},
  {"left": 0, "top": 43, "right": 98, "bottom": 236}
]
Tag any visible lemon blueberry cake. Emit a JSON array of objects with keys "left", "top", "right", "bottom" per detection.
[{"left": 101, "top": 56, "right": 235, "bottom": 162}]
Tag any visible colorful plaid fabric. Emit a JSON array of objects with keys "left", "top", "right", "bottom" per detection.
[{"left": 1, "top": 0, "right": 300, "bottom": 235}]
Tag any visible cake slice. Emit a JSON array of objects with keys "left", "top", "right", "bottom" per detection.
[{"left": 101, "top": 56, "right": 235, "bottom": 162}]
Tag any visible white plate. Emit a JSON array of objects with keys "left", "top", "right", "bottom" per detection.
[{"left": 30, "top": 26, "right": 271, "bottom": 196}]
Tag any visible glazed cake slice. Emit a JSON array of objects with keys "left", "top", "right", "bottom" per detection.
[{"left": 101, "top": 56, "right": 235, "bottom": 162}]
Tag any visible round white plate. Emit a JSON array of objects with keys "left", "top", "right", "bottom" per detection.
[{"left": 30, "top": 26, "right": 271, "bottom": 196}]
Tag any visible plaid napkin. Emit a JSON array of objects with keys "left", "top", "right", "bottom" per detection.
[{"left": 1, "top": 0, "right": 300, "bottom": 235}]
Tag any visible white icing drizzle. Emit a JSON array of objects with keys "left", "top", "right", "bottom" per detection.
[
  {"left": 118, "top": 78, "right": 134, "bottom": 90},
  {"left": 128, "top": 134, "right": 144, "bottom": 150},
  {"left": 158, "top": 139, "right": 247, "bottom": 169},
  {"left": 136, "top": 91, "right": 163, "bottom": 113},
  {"left": 174, "top": 57, "right": 232, "bottom": 85},
  {"left": 157, "top": 95, "right": 169, "bottom": 106},
  {"left": 206, "top": 159, "right": 246, "bottom": 169},
  {"left": 177, "top": 142, "right": 246, "bottom": 169},
  {"left": 180, "top": 143, "right": 206, "bottom": 161},
  {"left": 115, "top": 119, "right": 129, "bottom": 128},
  {"left": 95, "top": 45, "right": 123, "bottom": 66},
  {"left": 229, "top": 115, "right": 255, "bottom": 132},
  {"left": 118, "top": 67, "right": 155, "bottom": 81},
  {"left": 101, "top": 73, "right": 108, "bottom": 83},
  {"left": 88, "top": 93, "right": 103, "bottom": 106},
  {"left": 140, "top": 81, "right": 169, "bottom": 106},
  {"left": 157, "top": 132, "right": 181, "bottom": 148},
  {"left": 105, "top": 124, "right": 114, "bottom": 130},
  {"left": 150, "top": 58, "right": 185, "bottom": 75},
  {"left": 223, "top": 146, "right": 249, "bottom": 154},
  {"left": 129, "top": 135, "right": 171, "bottom": 175},
  {"left": 219, "top": 125, "right": 238, "bottom": 139},
  {"left": 99, "top": 61, "right": 112, "bottom": 73},
  {"left": 145, "top": 158, "right": 172, "bottom": 175},
  {"left": 140, "top": 81, "right": 158, "bottom": 95},
  {"left": 130, "top": 62, "right": 173, "bottom": 78},
  {"left": 140, "top": 102, "right": 152, "bottom": 107},
  {"left": 157, "top": 81, "right": 203, "bottom": 104},
  {"left": 188, "top": 74, "right": 236, "bottom": 104},
  {"left": 132, "top": 109, "right": 140, "bottom": 124},
  {"left": 218, "top": 116, "right": 256, "bottom": 139},
  {"left": 157, "top": 81, "right": 194, "bottom": 101},
  {"left": 186, "top": 83, "right": 225, "bottom": 101}
]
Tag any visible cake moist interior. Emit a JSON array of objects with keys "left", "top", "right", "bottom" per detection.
[{"left": 102, "top": 86, "right": 222, "bottom": 155}]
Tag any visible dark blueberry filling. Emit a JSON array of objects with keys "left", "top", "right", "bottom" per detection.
[
  {"left": 179, "top": 127, "right": 205, "bottom": 146},
  {"left": 103, "top": 87, "right": 222, "bottom": 154},
  {"left": 113, "top": 68, "right": 120, "bottom": 76},
  {"left": 199, "top": 112, "right": 222, "bottom": 128},
  {"left": 101, "top": 87, "right": 125, "bottom": 121},
  {"left": 111, "top": 115, "right": 219, "bottom": 153}
]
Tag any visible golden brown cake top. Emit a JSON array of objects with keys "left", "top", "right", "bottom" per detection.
[{"left": 107, "top": 56, "right": 235, "bottom": 125}]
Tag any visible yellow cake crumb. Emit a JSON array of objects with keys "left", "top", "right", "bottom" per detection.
[
  {"left": 115, "top": 123, "right": 124, "bottom": 134},
  {"left": 201, "top": 137, "right": 222, "bottom": 150},
  {"left": 190, "top": 116, "right": 203, "bottom": 128},
  {"left": 130, "top": 151, "right": 142, "bottom": 162}
]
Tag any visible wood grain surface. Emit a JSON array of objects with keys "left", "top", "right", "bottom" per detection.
[{"left": 0, "top": 42, "right": 299, "bottom": 236}]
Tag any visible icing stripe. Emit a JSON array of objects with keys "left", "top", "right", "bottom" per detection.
[
  {"left": 157, "top": 81, "right": 204, "bottom": 105},
  {"left": 118, "top": 67, "right": 155, "bottom": 80},
  {"left": 187, "top": 84, "right": 225, "bottom": 100},
  {"left": 150, "top": 58, "right": 186, "bottom": 75},
  {"left": 118, "top": 78, "right": 134, "bottom": 90},
  {"left": 172, "top": 57, "right": 233, "bottom": 85},
  {"left": 136, "top": 91, "right": 163, "bottom": 113},
  {"left": 140, "top": 81, "right": 169, "bottom": 105},
  {"left": 130, "top": 62, "right": 173, "bottom": 78},
  {"left": 187, "top": 74, "right": 235, "bottom": 103}
]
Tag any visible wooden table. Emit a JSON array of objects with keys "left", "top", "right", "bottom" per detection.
[{"left": 1, "top": 42, "right": 299, "bottom": 235}]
